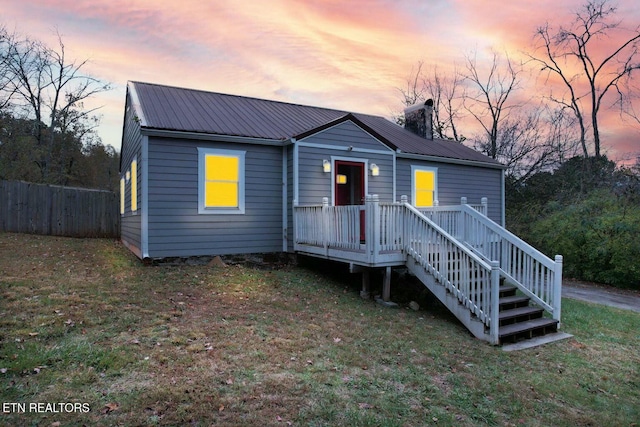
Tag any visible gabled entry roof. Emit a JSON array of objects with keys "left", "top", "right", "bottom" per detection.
[{"left": 128, "top": 81, "right": 502, "bottom": 167}]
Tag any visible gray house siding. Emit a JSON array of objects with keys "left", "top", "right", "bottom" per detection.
[
  {"left": 146, "top": 138, "right": 284, "bottom": 258},
  {"left": 396, "top": 157, "right": 503, "bottom": 223},
  {"left": 120, "top": 93, "right": 143, "bottom": 257},
  {"left": 296, "top": 121, "right": 394, "bottom": 206},
  {"left": 300, "top": 120, "right": 392, "bottom": 151},
  {"left": 296, "top": 145, "right": 394, "bottom": 205}
]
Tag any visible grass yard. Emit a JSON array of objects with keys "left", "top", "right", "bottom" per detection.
[{"left": 0, "top": 233, "right": 638, "bottom": 426}]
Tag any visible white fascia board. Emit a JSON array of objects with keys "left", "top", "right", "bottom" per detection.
[
  {"left": 140, "top": 128, "right": 286, "bottom": 146},
  {"left": 297, "top": 119, "right": 395, "bottom": 153},
  {"left": 127, "top": 82, "right": 147, "bottom": 127}
]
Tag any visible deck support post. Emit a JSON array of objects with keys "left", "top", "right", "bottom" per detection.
[
  {"left": 376, "top": 266, "right": 398, "bottom": 308},
  {"left": 360, "top": 268, "right": 370, "bottom": 299},
  {"left": 382, "top": 266, "right": 392, "bottom": 302}
]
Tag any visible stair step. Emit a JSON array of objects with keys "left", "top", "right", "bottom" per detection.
[
  {"left": 499, "top": 285, "right": 517, "bottom": 297},
  {"left": 499, "top": 317, "right": 559, "bottom": 339},
  {"left": 499, "top": 306, "right": 544, "bottom": 322},
  {"left": 499, "top": 295, "right": 530, "bottom": 309},
  {"left": 468, "top": 287, "right": 518, "bottom": 304}
]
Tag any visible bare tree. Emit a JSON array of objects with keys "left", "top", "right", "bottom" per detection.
[
  {"left": 0, "top": 26, "right": 18, "bottom": 112},
  {"left": 3, "top": 28, "right": 111, "bottom": 181},
  {"left": 529, "top": 0, "right": 640, "bottom": 158},
  {"left": 396, "top": 61, "right": 466, "bottom": 141},
  {"left": 490, "top": 104, "right": 581, "bottom": 182},
  {"left": 397, "top": 55, "right": 578, "bottom": 180},
  {"left": 464, "top": 50, "right": 523, "bottom": 159}
]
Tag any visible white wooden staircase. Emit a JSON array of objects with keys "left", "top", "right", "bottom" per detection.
[
  {"left": 406, "top": 200, "right": 563, "bottom": 345},
  {"left": 294, "top": 196, "right": 563, "bottom": 345}
]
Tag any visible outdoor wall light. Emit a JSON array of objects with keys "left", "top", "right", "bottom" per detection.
[
  {"left": 370, "top": 163, "right": 380, "bottom": 176},
  {"left": 323, "top": 159, "right": 331, "bottom": 173}
]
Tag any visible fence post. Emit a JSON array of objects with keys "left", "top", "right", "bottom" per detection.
[
  {"left": 490, "top": 260, "right": 501, "bottom": 345},
  {"left": 459, "top": 197, "right": 467, "bottom": 243},
  {"left": 400, "top": 195, "right": 408, "bottom": 251},
  {"left": 481, "top": 197, "right": 488, "bottom": 216},
  {"left": 553, "top": 255, "right": 563, "bottom": 326},
  {"left": 322, "top": 197, "right": 329, "bottom": 256}
]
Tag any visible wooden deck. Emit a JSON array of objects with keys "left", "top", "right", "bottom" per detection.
[{"left": 293, "top": 195, "right": 563, "bottom": 345}]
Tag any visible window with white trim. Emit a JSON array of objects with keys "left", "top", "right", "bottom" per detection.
[
  {"left": 131, "top": 158, "right": 138, "bottom": 213},
  {"left": 412, "top": 166, "right": 437, "bottom": 208},
  {"left": 198, "top": 148, "right": 246, "bottom": 214}
]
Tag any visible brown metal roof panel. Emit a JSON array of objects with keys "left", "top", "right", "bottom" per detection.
[
  {"left": 133, "top": 81, "right": 350, "bottom": 139},
  {"left": 131, "top": 81, "right": 501, "bottom": 166},
  {"left": 355, "top": 114, "right": 501, "bottom": 165}
]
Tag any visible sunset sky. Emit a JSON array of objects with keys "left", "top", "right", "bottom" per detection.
[{"left": 2, "top": 0, "right": 639, "bottom": 162}]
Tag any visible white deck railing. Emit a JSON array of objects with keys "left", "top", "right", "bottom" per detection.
[
  {"left": 293, "top": 195, "right": 562, "bottom": 342},
  {"left": 418, "top": 197, "right": 487, "bottom": 238},
  {"left": 293, "top": 196, "right": 406, "bottom": 265}
]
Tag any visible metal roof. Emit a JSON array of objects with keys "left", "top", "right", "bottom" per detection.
[{"left": 129, "top": 81, "right": 502, "bottom": 167}]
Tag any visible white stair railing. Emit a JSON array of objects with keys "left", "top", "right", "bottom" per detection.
[
  {"left": 403, "top": 203, "right": 501, "bottom": 344},
  {"left": 459, "top": 204, "right": 563, "bottom": 324}
]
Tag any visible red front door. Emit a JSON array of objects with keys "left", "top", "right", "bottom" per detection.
[{"left": 334, "top": 161, "right": 365, "bottom": 241}]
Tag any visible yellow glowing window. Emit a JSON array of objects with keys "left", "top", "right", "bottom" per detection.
[
  {"left": 131, "top": 159, "right": 137, "bottom": 212},
  {"left": 205, "top": 155, "right": 239, "bottom": 207},
  {"left": 120, "top": 178, "right": 125, "bottom": 215},
  {"left": 414, "top": 169, "right": 436, "bottom": 208},
  {"left": 198, "top": 148, "right": 245, "bottom": 214}
]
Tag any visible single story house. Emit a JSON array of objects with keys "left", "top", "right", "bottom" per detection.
[
  {"left": 120, "top": 81, "right": 564, "bottom": 345},
  {"left": 120, "top": 81, "right": 505, "bottom": 260}
]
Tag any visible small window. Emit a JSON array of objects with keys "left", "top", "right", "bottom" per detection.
[
  {"left": 198, "top": 148, "right": 245, "bottom": 214},
  {"left": 131, "top": 158, "right": 138, "bottom": 213},
  {"left": 412, "top": 167, "right": 437, "bottom": 208}
]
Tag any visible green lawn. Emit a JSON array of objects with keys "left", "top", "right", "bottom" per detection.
[{"left": 0, "top": 233, "right": 638, "bottom": 426}]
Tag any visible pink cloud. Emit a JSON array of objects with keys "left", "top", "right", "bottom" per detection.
[{"left": 1, "top": 0, "right": 638, "bottom": 160}]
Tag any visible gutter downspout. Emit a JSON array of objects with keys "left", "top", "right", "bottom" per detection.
[
  {"left": 141, "top": 136, "right": 149, "bottom": 259},
  {"left": 282, "top": 144, "right": 288, "bottom": 252},
  {"left": 501, "top": 169, "right": 506, "bottom": 227}
]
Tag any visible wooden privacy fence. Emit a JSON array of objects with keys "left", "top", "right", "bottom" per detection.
[{"left": 0, "top": 180, "right": 120, "bottom": 238}]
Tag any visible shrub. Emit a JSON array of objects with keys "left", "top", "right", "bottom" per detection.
[{"left": 530, "top": 190, "right": 640, "bottom": 289}]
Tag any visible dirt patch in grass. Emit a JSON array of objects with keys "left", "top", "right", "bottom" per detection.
[{"left": 1, "top": 232, "right": 639, "bottom": 426}]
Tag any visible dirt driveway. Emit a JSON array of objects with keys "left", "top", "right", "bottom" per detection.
[{"left": 562, "top": 280, "right": 640, "bottom": 313}]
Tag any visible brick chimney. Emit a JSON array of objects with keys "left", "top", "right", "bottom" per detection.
[{"left": 403, "top": 99, "right": 434, "bottom": 140}]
